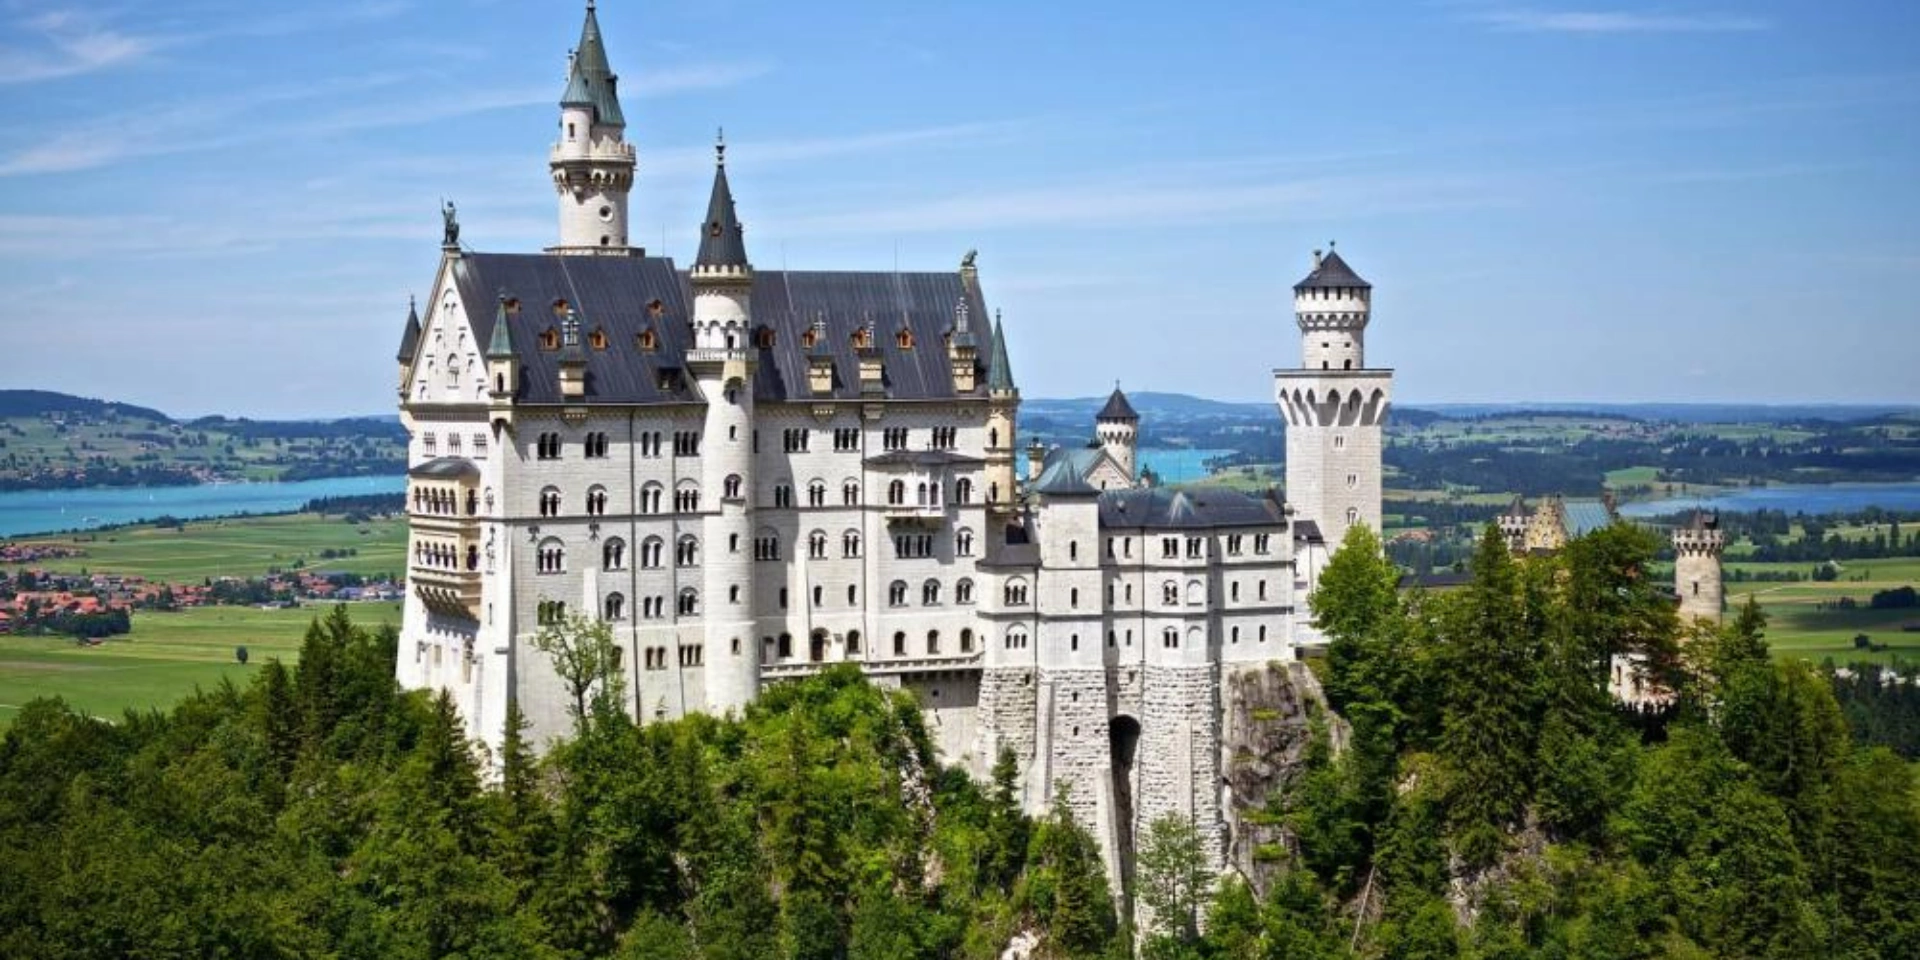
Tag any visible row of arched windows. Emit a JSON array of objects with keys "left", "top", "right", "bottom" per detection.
[{"left": 413, "top": 541, "right": 477, "bottom": 571}]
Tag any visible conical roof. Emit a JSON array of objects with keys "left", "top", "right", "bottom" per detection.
[
  {"left": 694, "top": 143, "right": 749, "bottom": 269},
  {"left": 1294, "top": 248, "right": 1370, "bottom": 290},
  {"left": 986, "top": 313, "right": 1016, "bottom": 394},
  {"left": 559, "top": 2, "right": 624, "bottom": 127},
  {"left": 1096, "top": 387, "right": 1138, "bottom": 422},
  {"left": 485, "top": 296, "right": 515, "bottom": 359},
  {"left": 395, "top": 297, "right": 422, "bottom": 363}
]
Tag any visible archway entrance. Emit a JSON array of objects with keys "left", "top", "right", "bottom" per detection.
[
  {"left": 809, "top": 628, "right": 828, "bottom": 662},
  {"left": 1110, "top": 715, "right": 1142, "bottom": 905}
]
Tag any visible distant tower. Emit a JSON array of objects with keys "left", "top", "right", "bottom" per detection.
[
  {"left": 1095, "top": 386, "right": 1139, "bottom": 483},
  {"left": 687, "top": 136, "right": 759, "bottom": 713},
  {"left": 984, "top": 311, "right": 1020, "bottom": 512},
  {"left": 1673, "top": 510, "right": 1725, "bottom": 623},
  {"left": 549, "top": 2, "right": 637, "bottom": 255},
  {"left": 1274, "top": 246, "right": 1392, "bottom": 547}
]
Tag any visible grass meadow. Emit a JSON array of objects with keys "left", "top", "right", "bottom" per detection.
[
  {"left": 1727, "top": 558, "right": 1920, "bottom": 665},
  {"left": 0, "top": 602, "right": 401, "bottom": 727},
  {"left": 5, "top": 512, "right": 407, "bottom": 582}
]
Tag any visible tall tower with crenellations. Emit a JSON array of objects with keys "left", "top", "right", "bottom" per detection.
[
  {"left": 549, "top": 2, "right": 637, "bottom": 255},
  {"left": 1274, "top": 246, "right": 1392, "bottom": 547},
  {"left": 1673, "top": 510, "right": 1725, "bottom": 623}
]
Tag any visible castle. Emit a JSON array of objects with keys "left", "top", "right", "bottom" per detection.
[{"left": 392, "top": 3, "right": 1388, "bottom": 886}]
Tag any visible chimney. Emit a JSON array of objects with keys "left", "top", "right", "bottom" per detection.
[{"left": 1311, "top": 248, "right": 1324, "bottom": 270}]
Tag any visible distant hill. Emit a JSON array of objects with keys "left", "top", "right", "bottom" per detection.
[{"left": 0, "top": 389, "right": 171, "bottom": 424}]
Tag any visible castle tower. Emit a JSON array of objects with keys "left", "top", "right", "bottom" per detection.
[
  {"left": 1094, "top": 386, "right": 1139, "bottom": 483},
  {"left": 687, "top": 137, "right": 759, "bottom": 713},
  {"left": 484, "top": 294, "right": 519, "bottom": 428},
  {"left": 1673, "top": 510, "right": 1725, "bottom": 623},
  {"left": 1274, "top": 247, "right": 1391, "bottom": 547},
  {"left": 984, "top": 312, "right": 1020, "bottom": 512},
  {"left": 395, "top": 297, "right": 421, "bottom": 398},
  {"left": 548, "top": 2, "right": 637, "bottom": 255}
]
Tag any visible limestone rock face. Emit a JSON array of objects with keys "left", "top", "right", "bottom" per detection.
[{"left": 1220, "top": 661, "right": 1344, "bottom": 892}]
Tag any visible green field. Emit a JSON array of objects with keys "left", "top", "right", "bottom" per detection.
[
  {"left": 0, "top": 602, "right": 401, "bottom": 726},
  {"left": 5, "top": 512, "right": 407, "bottom": 581},
  {"left": 1727, "top": 558, "right": 1920, "bottom": 665}
]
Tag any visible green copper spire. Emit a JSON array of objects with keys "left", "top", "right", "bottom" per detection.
[
  {"left": 486, "top": 295, "right": 515, "bottom": 359},
  {"left": 560, "top": 1, "right": 624, "bottom": 127},
  {"left": 396, "top": 296, "right": 422, "bottom": 363},
  {"left": 986, "top": 311, "right": 1016, "bottom": 394}
]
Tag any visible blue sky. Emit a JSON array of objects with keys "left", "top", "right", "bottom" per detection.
[{"left": 0, "top": 0, "right": 1915, "bottom": 418}]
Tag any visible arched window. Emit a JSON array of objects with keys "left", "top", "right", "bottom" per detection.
[
  {"left": 809, "top": 530, "right": 828, "bottom": 559},
  {"left": 640, "top": 482, "right": 664, "bottom": 514},
  {"left": 888, "top": 580, "right": 908, "bottom": 606},
  {"left": 1162, "top": 581, "right": 1179, "bottom": 605},
  {"left": 585, "top": 485, "right": 608, "bottom": 516},
  {"left": 753, "top": 529, "right": 781, "bottom": 561},
  {"left": 955, "top": 578, "right": 974, "bottom": 604},
  {"left": 842, "top": 479, "right": 861, "bottom": 506},
  {"left": 1004, "top": 578, "right": 1029, "bottom": 606},
  {"left": 604, "top": 593, "right": 626, "bottom": 621},
  {"left": 539, "top": 486, "right": 562, "bottom": 517},
  {"left": 846, "top": 630, "right": 861, "bottom": 654},
  {"left": 956, "top": 528, "right": 975, "bottom": 557},
  {"left": 1346, "top": 506, "right": 1360, "bottom": 525},
  {"left": 603, "top": 538, "right": 626, "bottom": 570},
  {"left": 677, "top": 589, "right": 700, "bottom": 616},
  {"left": 675, "top": 481, "right": 701, "bottom": 513},
  {"left": 955, "top": 478, "right": 973, "bottom": 504},
  {"left": 927, "top": 630, "right": 941, "bottom": 654},
  {"left": 893, "top": 631, "right": 907, "bottom": 656},
  {"left": 922, "top": 579, "right": 941, "bottom": 605},
  {"left": 842, "top": 530, "right": 862, "bottom": 558},
  {"left": 724, "top": 474, "right": 743, "bottom": 499},
  {"left": 1005, "top": 627, "right": 1028, "bottom": 650},
  {"left": 536, "top": 537, "right": 565, "bottom": 574},
  {"left": 808, "top": 480, "right": 827, "bottom": 507},
  {"left": 676, "top": 535, "right": 700, "bottom": 567},
  {"left": 641, "top": 536, "right": 664, "bottom": 569},
  {"left": 888, "top": 479, "right": 905, "bottom": 505},
  {"left": 960, "top": 628, "right": 974, "bottom": 653}
]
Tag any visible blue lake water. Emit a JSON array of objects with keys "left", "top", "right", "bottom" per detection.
[
  {"left": 1137, "top": 448, "right": 1240, "bottom": 485},
  {"left": 1619, "top": 482, "right": 1920, "bottom": 518},
  {"left": 0, "top": 476, "right": 407, "bottom": 538}
]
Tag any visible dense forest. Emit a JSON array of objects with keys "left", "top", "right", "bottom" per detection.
[{"left": 3, "top": 523, "right": 1918, "bottom": 958}]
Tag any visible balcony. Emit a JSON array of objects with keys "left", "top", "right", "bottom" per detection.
[{"left": 410, "top": 564, "right": 481, "bottom": 620}]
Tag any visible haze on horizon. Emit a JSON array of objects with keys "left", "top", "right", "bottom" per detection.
[{"left": 0, "top": 0, "right": 1914, "bottom": 419}]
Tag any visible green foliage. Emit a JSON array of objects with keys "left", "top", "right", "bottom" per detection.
[
  {"left": 1135, "top": 813, "right": 1212, "bottom": 947},
  {"left": 530, "top": 610, "right": 626, "bottom": 731}
]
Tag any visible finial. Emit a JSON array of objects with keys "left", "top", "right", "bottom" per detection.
[
  {"left": 586, "top": 0, "right": 596, "bottom": 11},
  {"left": 715, "top": 127, "right": 726, "bottom": 166},
  {"left": 1328, "top": 239, "right": 1336, "bottom": 249}
]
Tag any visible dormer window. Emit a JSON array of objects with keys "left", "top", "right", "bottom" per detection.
[
  {"left": 896, "top": 328, "right": 914, "bottom": 349},
  {"left": 646, "top": 298, "right": 665, "bottom": 318},
  {"left": 539, "top": 327, "right": 560, "bottom": 351},
  {"left": 852, "top": 327, "right": 872, "bottom": 349},
  {"left": 551, "top": 298, "right": 569, "bottom": 318},
  {"left": 801, "top": 326, "right": 818, "bottom": 350},
  {"left": 637, "top": 328, "right": 658, "bottom": 352},
  {"left": 589, "top": 327, "right": 608, "bottom": 350},
  {"left": 755, "top": 326, "right": 776, "bottom": 349}
]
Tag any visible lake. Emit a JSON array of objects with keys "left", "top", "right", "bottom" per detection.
[
  {"left": 1619, "top": 482, "right": 1920, "bottom": 519},
  {"left": 0, "top": 476, "right": 407, "bottom": 538}
]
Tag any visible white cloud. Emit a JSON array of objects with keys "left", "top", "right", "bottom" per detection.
[
  {"left": 1468, "top": 6, "right": 1771, "bottom": 33},
  {"left": 0, "top": 9, "right": 160, "bottom": 83}
]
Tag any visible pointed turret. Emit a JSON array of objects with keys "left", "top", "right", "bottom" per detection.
[
  {"left": 1096, "top": 386, "right": 1138, "bottom": 423},
  {"left": 986, "top": 312, "right": 1017, "bottom": 396},
  {"left": 695, "top": 136, "right": 750, "bottom": 270},
  {"left": 396, "top": 297, "right": 421, "bottom": 364},
  {"left": 1095, "top": 384, "right": 1139, "bottom": 483},
  {"left": 486, "top": 296, "right": 515, "bottom": 359},
  {"left": 560, "top": 1, "right": 624, "bottom": 128}
]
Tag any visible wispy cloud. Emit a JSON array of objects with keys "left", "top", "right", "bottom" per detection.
[
  {"left": 1466, "top": 6, "right": 1771, "bottom": 34},
  {"left": 0, "top": 8, "right": 161, "bottom": 82}
]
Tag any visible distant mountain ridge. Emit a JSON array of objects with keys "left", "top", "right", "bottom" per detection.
[
  {"left": 0, "top": 389, "right": 171, "bottom": 424},
  {"left": 0, "top": 390, "right": 402, "bottom": 433}
]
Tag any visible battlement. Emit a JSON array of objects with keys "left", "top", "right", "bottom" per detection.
[{"left": 1671, "top": 527, "right": 1725, "bottom": 556}]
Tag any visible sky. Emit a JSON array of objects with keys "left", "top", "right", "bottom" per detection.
[{"left": 0, "top": 0, "right": 1915, "bottom": 418}]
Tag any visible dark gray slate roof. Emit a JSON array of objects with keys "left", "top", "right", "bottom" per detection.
[
  {"left": 396, "top": 299, "right": 422, "bottom": 363},
  {"left": 409, "top": 456, "right": 480, "bottom": 480},
  {"left": 1097, "top": 486, "right": 1287, "bottom": 530},
  {"left": 1293, "top": 519, "right": 1323, "bottom": 543},
  {"left": 451, "top": 252, "right": 989, "bottom": 405},
  {"left": 985, "top": 315, "right": 1015, "bottom": 393},
  {"left": 1096, "top": 387, "right": 1138, "bottom": 422},
  {"left": 695, "top": 153, "right": 748, "bottom": 269},
  {"left": 1295, "top": 249, "right": 1370, "bottom": 290},
  {"left": 1034, "top": 455, "right": 1100, "bottom": 497}
]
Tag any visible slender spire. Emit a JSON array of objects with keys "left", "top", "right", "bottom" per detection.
[
  {"left": 695, "top": 132, "right": 749, "bottom": 269},
  {"left": 1097, "top": 385, "right": 1138, "bottom": 423},
  {"left": 560, "top": 1, "right": 624, "bottom": 127},
  {"left": 486, "top": 294, "right": 516, "bottom": 359},
  {"left": 396, "top": 296, "right": 422, "bottom": 363},
  {"left": 987, "top": 310, "right": 1016, "bottom": 394}
]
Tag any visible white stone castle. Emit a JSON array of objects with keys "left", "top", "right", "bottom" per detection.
[{"left": 393, "top": 3, "right": 1391, "bottom": 882}]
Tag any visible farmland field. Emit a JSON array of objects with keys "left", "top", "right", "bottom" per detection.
[
  {"left": 4, "top": 512, "right": 407, "bottom": 581},
  {"left": 1726, "top": 558, "right": 1920, "bottom": 665},
  {"left": 0, "top": 601, "right": 401, "bottom": 727}
]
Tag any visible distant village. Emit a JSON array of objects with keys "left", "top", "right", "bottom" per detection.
[{"left": 0, "top": 541, "right": 400, "bottom": 639}]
